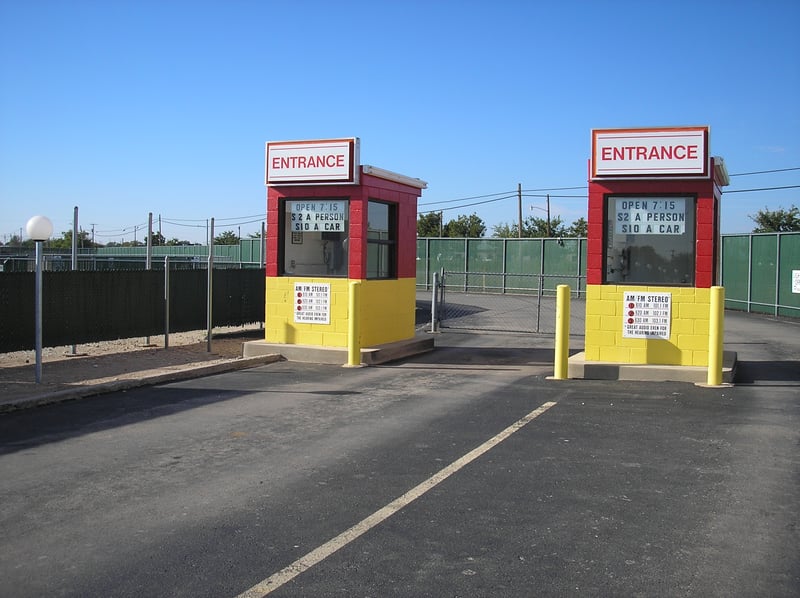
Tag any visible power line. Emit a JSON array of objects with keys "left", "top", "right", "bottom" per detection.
[
  {"left": 418, "top": 186, "right": 588, "bottom": 208},
  {"left": 9, "top": 166, "right": 795, "bottom": 242},
  {"left": 418, "top": 190, "right": 516, "bottom": 207},
  {"left": 161, "top": 219, "right": 207, "bottom": 229},
  {"left": 724, "top": 185, "right": 800, "bottom": 194},
  {"left": 729, "top": 167, "right": 800, "bottom": 177},
  {"left": 418, "top": 193, "right": 519, "bottom": 214}
]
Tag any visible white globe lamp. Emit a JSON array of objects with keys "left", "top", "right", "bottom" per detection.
[{"left": 26, "top": 215, "right": 54, "bottom": 241}]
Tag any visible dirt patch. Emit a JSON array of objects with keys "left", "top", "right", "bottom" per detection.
[
  {"left": 0, "top": 326, "right": 263, "bottom": 367},
  {"left": 0, "top": 325, "right": 267, "bottom": 405}
]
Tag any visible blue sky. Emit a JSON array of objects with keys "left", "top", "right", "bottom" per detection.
[{"left": 1, "top": 0, "right": 798, "bottom": 244}]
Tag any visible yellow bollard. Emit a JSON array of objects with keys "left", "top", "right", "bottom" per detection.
[
  {"left": 553, "top": 284, "right": 570, "bottom": 380},
  {"left": 346, "top": 280, "right": 362, "bottom": 367},
  {"left": 707, "top": 285, "right": 725, "bottom": 386}
]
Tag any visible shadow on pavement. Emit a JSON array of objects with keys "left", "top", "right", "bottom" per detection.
[
  {"left": 0, "top": 385, "right": 257, "bottom": 456},
  {"left": 734, "top": 360, "right": 800, "bottom": 385}
]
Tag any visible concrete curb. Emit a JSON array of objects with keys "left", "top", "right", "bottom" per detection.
[
  {"left": 0, "top": 354, "right": 283, "bottom": 414},
  {"left": 243, "top": 335, "right": 435, "bottom": 365},
  {"left": 567, "top": 350, "right": 737, "bottom": 384}
]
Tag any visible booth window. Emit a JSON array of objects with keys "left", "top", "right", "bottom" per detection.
[
  {"left": 282, "top": 199, "right": 349, "bottom": 276},
  {"left": 367, "top": 200, "right": 396, "bottom": 278},
  {"left": 604, "top": 195, "right": 696, "bottom": 285}
]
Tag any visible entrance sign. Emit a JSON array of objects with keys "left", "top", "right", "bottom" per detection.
[
  {"left": 592, "top": 127, "right": 709, "bottom": 179},
  {"left": 288, "top": 200, "right": 347, "bottom": 233},
  {"left": 267, "top": 138, "right": 359, "bottom": 185},
  {"left": 615, "top": 198, "right": 686, "bottom": 235},
  {"left": 622, "top": 292, "right": 671, "bottom": 339},
  {"left": 294, "top": 283, "right": 331, "bottom": 324}
]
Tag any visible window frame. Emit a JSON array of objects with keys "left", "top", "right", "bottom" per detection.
[
  {"left": 366, "top": 199, "right": 397, "bottom": 280},
  {"left": 603, "top": 193, "right": 697, "bottom": 286},
  {"left": 279, "top": 198, "right": 350, "bottom": 277}
]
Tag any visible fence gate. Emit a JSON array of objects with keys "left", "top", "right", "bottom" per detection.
[{"left": 436, "top": 271, "right": 585, "bottom": 334}]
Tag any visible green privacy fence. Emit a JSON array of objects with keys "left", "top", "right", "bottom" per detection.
[
  {"left": 417, "top": 233, "right": 800, "bottom": 318},
  {"left": 0, "top": 239, "right": 265, "bottom": 272},
  {"left": 0, "top": 269, "right": 265, "bottom": 352},
  {"left": 416, "top": 237, "right": 588, "bottom": 296},
  {"left": 721, "top": 232, "right": 800, "bottom": 318}
]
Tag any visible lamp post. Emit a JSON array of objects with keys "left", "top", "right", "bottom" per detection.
[{"left": 26, "top": 215, "right": 53, "bottom": 383}]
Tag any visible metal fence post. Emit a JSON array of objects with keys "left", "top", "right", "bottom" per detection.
[
  {"left": 775, "top": 233, "right": 781, "bottom": 317},
  {"left": 207, "top": 217, "right": 214, "bottom": 352},
  {"left": 430, "top": 270, "right": 439, "bottom": 332},
  {"left": 747, "top": 234, "right": 753, "bottom": 313},
  {"left": 164, "top": 256, "right": 170, "bottom": 349}
]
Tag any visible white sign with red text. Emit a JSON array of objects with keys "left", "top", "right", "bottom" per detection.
[
  {"left": 294, "top": 283, "right": 331, "bottom": 324},
  {"left": 622, "top": 292, "right": 672, "bottom": 339},
  {"left": 592, "top": 127, "right": 709, "bottom": 179},
  {"left": 266, "top": 138, "right": 359, "bottom": 185}
]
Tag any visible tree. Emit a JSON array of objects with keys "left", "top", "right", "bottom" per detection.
[
  {"left": 48, "top": 229, "right": 97, "bottom": 250},
  {"left": 492, "top": 215, "right": 565, "bottom": 238},
  {"left": 214, "top": 230, "right": 240, "bottom": 245},
  {"left": 445, "top": 213, "right": 486, "bottom": 238},
  {"left": 147, "top": 231, "right": 166, "bottom": 246},
  {"left": 417, "top": 212, "right": 443, "bottom": 237},
  {"left": 566, "top": 217, "right": 588, "bottom": 237},
  {"left": 4, "top": 234, "right": 33, "bottom": 248},
  {"left": 106, "top": 240, "right": 143, "bottom": 247},
  {"left": 491, "top": 222, "right": 517, "bottom": 238},
  {"left": 749, "top": 205, "right": 800, "bottom": 232}
]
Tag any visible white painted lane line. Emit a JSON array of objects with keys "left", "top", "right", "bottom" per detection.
[{"left": 235, "top": 401, "right": 557, "bottom": 598}]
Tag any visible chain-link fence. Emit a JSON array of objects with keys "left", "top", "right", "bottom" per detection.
[{"left": 419, "top": 271, "right": 586, "bottom": 334}]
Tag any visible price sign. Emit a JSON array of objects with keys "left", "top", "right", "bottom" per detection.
[
  {"left": 622, "top": 292, "right": 671, "bottom": 339},
  {"left": 615, "top": 198, "right": 686, "bottom": 235},
  {"left": 294, "top": 283, "right": 331, "bottom": 324},
  {"left": 288, "top": 200, "right": 347, "bottom": 233}
]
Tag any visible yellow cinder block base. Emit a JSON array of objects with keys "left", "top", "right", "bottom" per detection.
[
  {"left": 265, "top": 277, "right": 416, "bottom": 348},
  {"left": 584, "top": 284, "right": 717, "bottom": 367}
]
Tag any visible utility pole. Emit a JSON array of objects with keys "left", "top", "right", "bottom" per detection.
[
  {"left": 517, "top": 183, "right": 523, "bottom": 238},
  {"left": 546, "top": 193, "right": 552, "bottom": 238}
]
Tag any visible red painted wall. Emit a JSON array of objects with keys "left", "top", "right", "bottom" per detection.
[
  {"left": 266, "top": 168, "right": 423, "bottom": 279},
  {"left": 587, "top": 158, "right": 723, "bottom": 288}
]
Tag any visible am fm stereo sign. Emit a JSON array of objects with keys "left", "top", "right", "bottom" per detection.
[
  {"left": 266, "top": 138, "right": 360, "bottom": 185},
  {"left": 592, "top": 126, "right": 709, "bottom": 179}
]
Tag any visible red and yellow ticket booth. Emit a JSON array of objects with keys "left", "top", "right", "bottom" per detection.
[
  {"left": 569, "top": 126, "right": 733, "bottom": 382},
  {"left": 244, "top": 138, "right": 431, "bottom": 364}
]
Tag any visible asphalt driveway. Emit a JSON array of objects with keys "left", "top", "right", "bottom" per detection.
[{"left": 0, "top": 313, "right": 798, "bottom": 597}]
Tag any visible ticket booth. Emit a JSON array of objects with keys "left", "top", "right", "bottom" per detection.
[
  {"left": 569, "top": 126, "right": 734, "bottom": 381},
  {"left": 244, "top": 137, "right": 432, "bottom": 364}
]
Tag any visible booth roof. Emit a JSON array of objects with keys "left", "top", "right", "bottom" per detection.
[
  {"left": 362, "top": 164, "right": 428, "bottom": 189},
  {"left": 713, "top": 156, "right": 730, "bottom": 187}
]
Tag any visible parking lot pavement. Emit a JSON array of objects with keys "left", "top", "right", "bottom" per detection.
[
  {"left": 0, "top": 329, "right": 280, "bottom": 412},
  {"left": 0, "top": 311, "right": 798, "bottom": 597},
  {"left": 254, "top": 377, "right": 799, "bottom": 598}
]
